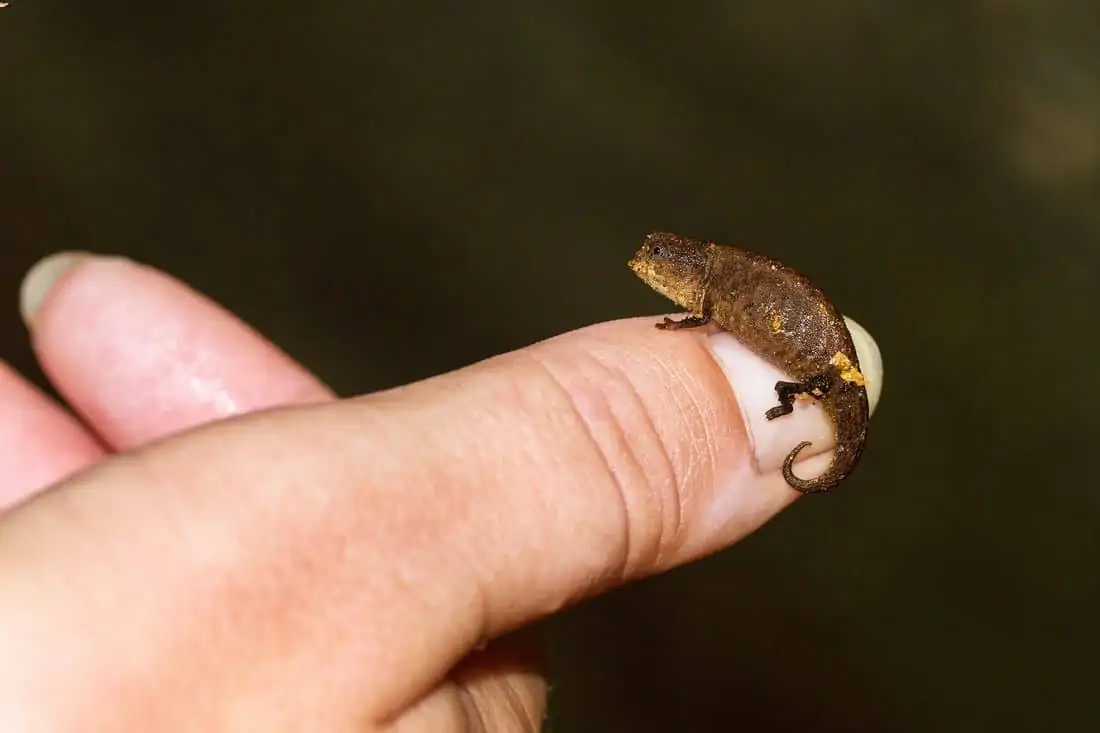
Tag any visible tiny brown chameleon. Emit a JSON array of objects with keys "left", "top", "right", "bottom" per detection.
[{"left": 628, "top": 232, "right": 869, "bottom": 494}]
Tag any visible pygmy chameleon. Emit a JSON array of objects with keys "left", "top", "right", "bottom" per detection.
[{"left": 628, "top": 232, "right": 869, "bottom": 494}]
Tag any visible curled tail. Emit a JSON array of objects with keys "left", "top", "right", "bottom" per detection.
[
  {"left": 780, "top": 380, "right": 870, "bottom": 494},
  {"left": 781, "top": 439, "right": 862, "bottom": 494}
]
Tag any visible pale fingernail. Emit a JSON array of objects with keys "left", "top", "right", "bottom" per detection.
[
  {"left": 843, "top": 316, "right": 883, "bottom": 415},
  {"left": 20, "top": 252, "right": 93, "bottom": 326},
  {"left": 707, "top": 316, "right": 884, "bottom": 474}
]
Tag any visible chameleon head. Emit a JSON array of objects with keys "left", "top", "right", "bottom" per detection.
[{"left": 627, "top": 232, "right": 710, "bottom": 312}]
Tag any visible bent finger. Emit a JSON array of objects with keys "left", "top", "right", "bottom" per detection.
[
  {"left": 21, "top": 253, "right": 335, "bottom": 451},
  {"left": 0, "top": 361, "right": 104, "bottom": 509},
  {"left": 386, "top": 634, "right": 547, "bottom": 732}
]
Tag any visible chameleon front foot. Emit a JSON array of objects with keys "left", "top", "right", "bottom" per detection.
[{"left": 656, "top": 313, "right": 711, "bottom": 330}]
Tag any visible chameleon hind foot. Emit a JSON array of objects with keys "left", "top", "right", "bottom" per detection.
[{"left": 765, "top": 374, "right": 832, "bottom": 420}]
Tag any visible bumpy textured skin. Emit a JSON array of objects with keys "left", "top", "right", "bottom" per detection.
[{"left": 628, "top": 232, "right": 869, "bottom": 493}]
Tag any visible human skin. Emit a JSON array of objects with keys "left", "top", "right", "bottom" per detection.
[{"left": 0, "top": 253, "right": 881, "bottom": 731}]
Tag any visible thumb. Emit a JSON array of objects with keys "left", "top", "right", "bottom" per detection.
[{"left": 0, "top": 315, "right": 881, "bottom": 729}]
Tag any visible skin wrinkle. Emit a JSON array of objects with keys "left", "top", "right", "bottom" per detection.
[
  {"left": 592, "top": 360, "right": 669, "bottom": 575},
  {"left": 393, "top": 633, "right": 544, "bottom": 732},
  {"left": 482, "top": 679, "right": 540, "bottom": 733},
  {"left": 673, "top": 351, "right": 724, "bottom": 520},
  {"left": 367, "top": 363, "right": 591, "bottom": 699},
  {"left": 458, "top": 685, "right": 489, "bottom": 733},
  {"left": 519, "top": 349, "right": 635, "bottom": 589},
  {"left": 598, "top": 343, "right": 682, "bottom": 509},
  {"left": 457, "top": 674, "right": 542, "bottom": 733},
  {"left": 642, "top": 345, "right": 714, "bottom": 545},
  {"left": 653, "top": 351, "right": 706, "bottom": 494},
  {"left": 523, "top": 337, "right": 703, "bottom": 585},
  {"left": 585, "top": 345, "right": 686, "bottom": 571}
]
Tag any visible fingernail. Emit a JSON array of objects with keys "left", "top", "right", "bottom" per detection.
[
  {"left": 842, "top": 316, "right": 883, "bottom": 416},
  {"left": 706, "top": 316, "right": 884, "bottom": 474},
  {"left": 20, "top": 252, "right": 92, "bottom": 326}
]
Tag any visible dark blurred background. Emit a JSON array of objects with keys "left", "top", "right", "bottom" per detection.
[{"left": 2, "top": 1, "right": 1098, "bottom": 730}]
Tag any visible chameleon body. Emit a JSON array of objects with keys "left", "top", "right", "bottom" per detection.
[{"left": 628, "top": 231, "right": 869, "bottom": 494}]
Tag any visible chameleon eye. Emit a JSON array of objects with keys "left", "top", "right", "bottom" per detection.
[{"left": 651, "top": 245, "right": 663, "bottom": 257}]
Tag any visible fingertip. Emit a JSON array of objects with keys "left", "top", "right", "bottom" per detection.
[
  {"left": 24, "top": 253, "right": 333, "bottom": 449},
  {"left": 20, "top": 252, "right": 96, "bottom": 328},
  {"left": 705, "top": 313, "right": 882, "bottom": 481}
]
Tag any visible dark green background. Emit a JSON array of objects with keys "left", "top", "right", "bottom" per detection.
[{"left": 2, "top": 1, "right": 1098, "bottom": 730}]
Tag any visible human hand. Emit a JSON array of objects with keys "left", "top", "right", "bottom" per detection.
[{"left": 0, "top": 253, "right": 881, "bottom": 731}]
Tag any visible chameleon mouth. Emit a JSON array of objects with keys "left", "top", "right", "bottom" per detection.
[{"left": 626, "top": 250, "right": 648, "bottom": 275}]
